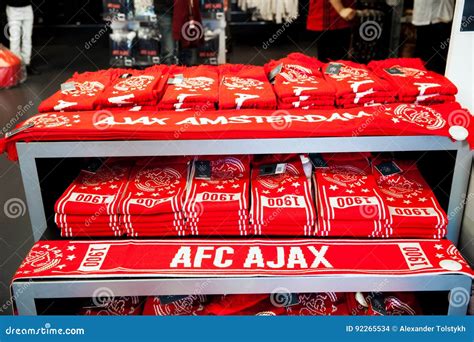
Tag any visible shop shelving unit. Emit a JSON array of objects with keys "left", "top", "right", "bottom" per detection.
[{"left": 12, "top": 135, "right": 473, "bottom": 316}]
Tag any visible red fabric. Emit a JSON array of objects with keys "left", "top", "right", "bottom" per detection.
[
  {"left": 251, "top": 155, "right": 315, "bottom": 236},
  {"left": 286, "top": 293, "right": 349, "bottom": 316},
  {"left": 184, "top": 156, "right": 251, "bottom": 236},
  {"left": 368, "top": 58, "right": 458, "bottom": 102},
  {"left": 372, "top": 157, "right": 447, "bottom": 234},
  {"left": 54, "top": 213, "right": 119, "bottom": 225},
  {"left": 306, "top": 0, "right": 355, "bottom": 31},
  {"left": 38, "top": 69, "right": 120, "bottom": 112},
  {"left": 264, "top": 53, "right": 336, "bottom": 109},
  {"left": 143, "top": 295, "right": 207, "bottom": 316},
  {"left": 96, "top": 65, "right": 169, "bottom": 108},
  {"left": 322, "top": 61, "right": 396, "bottom": 107},
  {"left": 203, "top": 294, "right": 270, "bottom": 315},
  {"left": 218, "top": 64, "right": 276, "bottom": 110},
  {"left": 158, "top": 65, "right": 218, "bottom": 111}
]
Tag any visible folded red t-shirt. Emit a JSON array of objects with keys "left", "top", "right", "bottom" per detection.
[
  {"left": 219, "top": 64, "right": 276, "bottom": 110},
  {"left": 39, "top": 69, "right": 121, "bottom": 112},
  {"left": 96, "top": 65, "right": 169, "bottom": 108}
]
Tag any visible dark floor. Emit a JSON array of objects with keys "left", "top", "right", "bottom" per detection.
[{"left": 0, "top": 25, "right": 321, "bottom": 315}]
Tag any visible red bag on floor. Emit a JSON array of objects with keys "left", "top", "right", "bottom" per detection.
[
  {"left": 39, "top": 69, "right": 121, "bottom": 112},
  {"left": 218, "top": 64, "right": 276, "bottom": 110},
  {"left": 158, "top": 65, "right": 219, "bottom": 111},
  {"left": 0, "top": 44, "right": 22, "bottom": 88},
  {"left": 96, "top": 65, "right": 169, "bottom": 108},
  {"left": 368, "top": 58, "right": 457, "bottom": 102}
]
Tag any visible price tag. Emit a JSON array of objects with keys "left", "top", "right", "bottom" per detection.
[
  {"left": 5, "top": 122, "right": 34, "bottom": 138},
  {"left": 61, "top": 82, "right": 76, "bottom": 92},
  {"left": 168, "top": 74, "right": 184, "bottom": 85},
  {"left": 309, "top": 153, "right": 328, "bottom": 168},
  {"left": 325, "top": 63, "right": 342, "bottom": 75},
  {"left": 375, "top": 161, "right": 402, "bottom": 176},
  {"left": 268, "top": 64, "right": 283, "bottom": 83},
  {"left": 385, "top": 67, "right": 404, "bottom": 75},
  {"left": 260, "top": 163, "right": 286, "bottom": 176},
  {"left": 195, "top": 160, "right": 212, "bottom": 180},
  {"left": 158, "top": 295, "right": 189, "bottom": 304}
]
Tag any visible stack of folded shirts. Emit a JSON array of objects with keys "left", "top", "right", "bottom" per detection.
[
  {"left": 322, "top": 61, "right": 396, "bottom": 108},
  {"left": 184, "top": 155, "right": 251, "bottom": 236},
  {"left": 96, "top": 65, "right": 169, "bottom": 108},
  {"left": 372, "top": 157, "right": 447, "bottom": 238},
  {"left": 54, "top": 159, "right": 132, "bottom": 237},
  {"left": 251, "top": 154, "right": 315, "bottom": 236},
  {"left": 39, "top": 69, "right": 121, "bottom": 112},
  {"left": 368, "top": 58, "right": 458, "bottom": 104},
  {"left": 218, "top": 64, "right": 277, "bottom": 110},
  {"left": 142, "top": 295, "right": 208, "bottom": 316},
  {"left": 264, "top": 53, "right": 336, "bottom": 109},
  {"left": 118, "top": 158, "right": 189, "bottom": 237},
  {"left": 79, "top": 297, "right": 144, "bottom": 316},
  {"left": 158, "top": 65, "right": 219, "bottom": 111},
  {"left": 313, "top": 153, "right": 389, "bottom": 238}
]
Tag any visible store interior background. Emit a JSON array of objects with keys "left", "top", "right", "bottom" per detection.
[{"left": 0, "top": 0, "right": 473, "bottom": 315}]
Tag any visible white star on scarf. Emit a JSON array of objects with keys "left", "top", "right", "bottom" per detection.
[
  {"left": 66, "top": 255, "right": 76, "bottom": 261},
  {"left": 346, "top": 189, "right": 354, "bottom": 194},
  {"left": 418, "top": 197, "right": 427, "bottom": 202},
  {"left": 329, "top": 185, "right": 339, "bottom": 191},
  {"left": 216, "top": 185, "right": 224, "bottom": 190},
  {"left": 136, "top": 192, "right": 144, "bottom": 196},
  {"left": 434, "top": 244, "right": 443, "bottom": 250},
  {"left": 292, "top": 182, "right": 300, "bottom": 188},
  {"left": 67, "top": 245, "right": 76, "bottom": 251},
  {"left": 386, "top": 197, "right": 395, "bottom": 202},
  {"left": 232, "top": 184, "right": 240, "bottom": 188},
  {"left": 361, "top": 188, "right": 369, "bottom": 193},
  {"left": 110, "top": 185, "right": 118, "bottom": 189},
  {"left": 277, "top": 187, "right": 285, "bottom": 193},
  {"left": 403, "top": 200, "right": 411, "bottom": 204},
  {"left": 435, "top": 253, "right": 444, "bottom": 258},
  {"left": 200, "top": 183, "right": 208, "bottom": 187},
  {"left": 263, "top": 190, "right": 270, "bottom": 194},
  {"left": 94, "top": 186, "right": 101, "bottom": 190},
  {"left": 392, "top": 118, "right": 400, "bottom": 123}
]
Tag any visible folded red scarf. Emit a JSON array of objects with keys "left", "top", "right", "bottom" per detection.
[
  {"left": 218, "top": 64, "right": 276, "bottom": 110},
  {"left": 264, "top": 53, "right": 336, "bottom": 100},
  {"left": 314, "top": 153, "right": 387, "bottom": 221},
  {"left": 372, "top": 157, "right": 447, "bottom": 231},
  {"left": 39, "top": 69, "right": 121, "bottom": 112},
  {"left": 118, "top": 158, "right": 188, "bottom": 215},
  {"left": 368, "top": 58, "right": 458, "bottom": 101},
  {"left": 251, "top": 156, "right": 315, "bottom": 235},
  {"left": 96, "top": 65, "right": 169, "bottom": 108},
  {"left": 158, "top": 65, "right": 219, "bottom": 110},
  {"left": 54, "top": 213, "right": 119, "bottom": 225},
  {"left": 286, "top": 293, "right": 348, "bottom": 316},
  {"left": 54, "top": 159, "right": 132, "bottom": 215}
]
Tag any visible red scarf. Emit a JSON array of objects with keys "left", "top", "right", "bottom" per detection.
[
  {"left": 143, "top": 295, "right": 208, "bottom": 316},
  {"left": 218, "top": 64, "right": 276, "bottom": 110}
]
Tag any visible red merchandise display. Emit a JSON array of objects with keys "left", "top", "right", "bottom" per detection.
[
  {"left": 218, "top": 64, "right": 277, "bottom": 110},
  {"left": 322, "top": 61, "right": 396, "bottom": 108},
  {"left": 368, "top": 58, "right": 458, "bottom": 104},
  {"left": 79, "top": 297, "right": 143, "bottom": 316},
  {"left": 250, "top": 155, "right": 316, "bottom": 236},
  {"left": 158, "top": 65, "right": 219, "bottom": 111},
  {"left": 142, "top": 295, "right": 207, "bottom": 316},
  {"left": 346, "top": 292, "right": 421, "bottom": 316},
  {"left": 38, "top": 69, "right": 121, "bottom": 112},
  {"left": 95, "top": 65, "right": 169, "bottom": 108},
  {"left": 184, "top": 156, "right": 251, "bottom": 236}
]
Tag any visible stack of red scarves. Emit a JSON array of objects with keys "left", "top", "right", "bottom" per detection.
[
  {"left": 158, "top": 65, "right": 219, "bottom": 111},
  {"left": 372, "top": 157, "right": 447, "bottom": 238},
  {"left": 250, "top": 154, "right": 315, "bottom": 236},
  {"left": 368, "top": 58, "right": 458, "bottom": 104},
  {"left": 314, "top": 153, "right": 389, "bottom": 238},
  {"left": 95, "top": 65, "right": 169, "bottom": 108},
  {"left": 322, "top": 61, "right": 396, "bottom": 108},
  {"left": 79, "top": 297, "right": 144, "bottom": 316},
  {"left": 264, "top": 53, "right": 336, "bottom": 109},
  {"left": 142, "top": 295, "right": 208, "bottom": 316},
  {"left": 38, "top": 69, "right": 121, "bottom": 112},
  {"left": 54, "top": 159, "right": 132, "bottom": 237},
  {"left": 118, "top": 158, "right": 189, "bottom": 237},
  {"left": 218, "top": 64, "right": 277, "bottom": 110},
  {"left": 183, "top": 156, "right": 251, "bottom": 236}
]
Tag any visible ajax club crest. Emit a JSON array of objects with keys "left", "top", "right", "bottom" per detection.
[
  {"left": 20, "top": 245, "right": 63, "bottom": 273},
  {"left": 61, "top": 81, "right": 104, "bottom": 97},
  {"left": 135, "top": 167, "right": 181, "bottom": 192},
  {"left": 392, "top": 104, "right": 446, "bottom": 130},
  {"left": 114, "top": 75, "right": 155, "bottom": 92}
]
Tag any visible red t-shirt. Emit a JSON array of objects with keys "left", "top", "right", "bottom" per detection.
[{"left": 307, "top": 0, "right": 355, "bottom": 32}]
